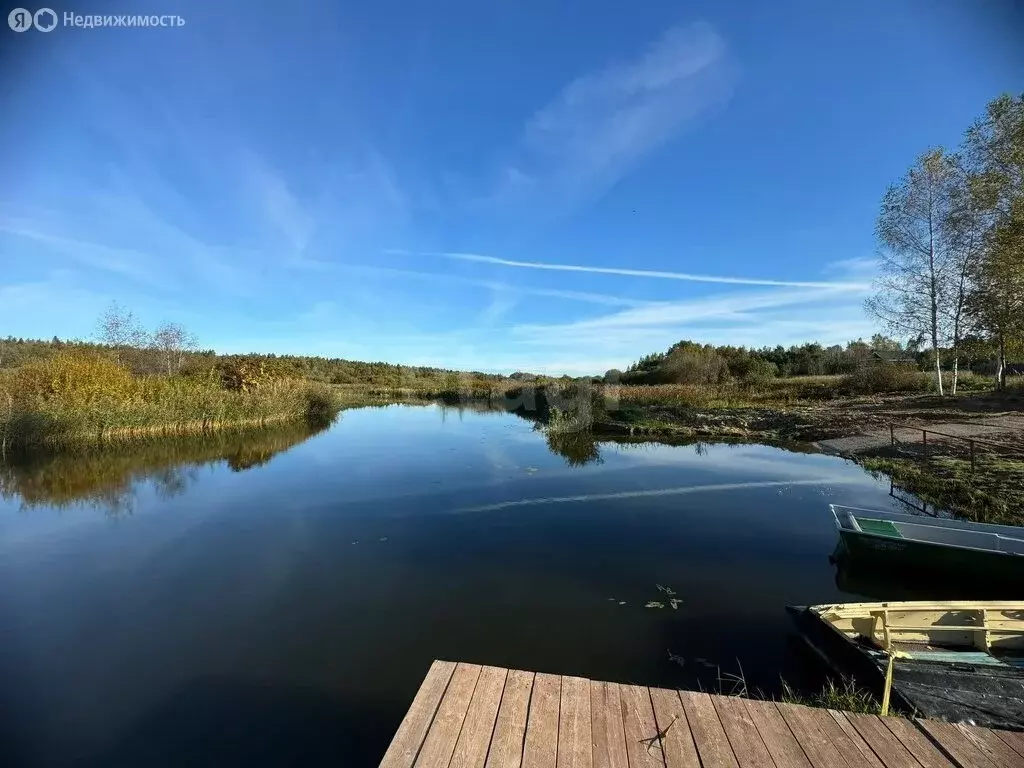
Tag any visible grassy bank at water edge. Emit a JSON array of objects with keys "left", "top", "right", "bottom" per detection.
[
  {"left": 860, "top": 455, "right": 1024, "bottom": 525},
  {"left": 0, "top": 353, "right": 342, "bottom": 450}
]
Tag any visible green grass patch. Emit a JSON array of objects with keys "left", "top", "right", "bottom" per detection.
[
  {"left": 860, "top": 455, "right": 1024, "bottom": 525},
  {"left": 781, "top": 678, "right": 883, "bottom": 715},
  {"left": 686, "top": 656, "right": 885, "bottom": 716}
]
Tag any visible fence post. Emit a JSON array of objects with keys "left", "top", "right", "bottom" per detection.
[
  {"left": 922, "top": 429, "right": 928, "bottom": 463},
  {"left": 890, "top": 424, "right": 895, "bottom": 448},
  {"left": 969, "top": 440, "right": 976, "bottom": 473}
]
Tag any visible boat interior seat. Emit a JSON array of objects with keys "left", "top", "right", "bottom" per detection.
[
  {"left": 894, "top": 521, "right": 1001, "bottom": 549},
  {"left": 849, "top": 512, "right": 1024, "bottom": 556}
]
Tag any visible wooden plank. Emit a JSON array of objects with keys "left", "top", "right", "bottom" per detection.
[
  {"left": 450, "top": 666, "right": 509, "bottom": 768},
  {"left": 649, "top": 687, "right": 700, "bottom": 768},
  {"left": 557, "top": 676, "right": 592, "bottom": 768},
  {"left": 523, "top": 673, "right": 561, "bottom": 768},
  {"left": 995, "top": 729, "right": 1024, "bottom": 761},
  {"left": 916, "top": 720, "right": 992, "bottom": 768},
  {"left": 742, "top": 699, "right": 812, "bottom": 768},
  {"left": 818, "top": 711, "right": 884, "bottom": 768},
  {"left": 957, "top": 724, "right": 1024, "bottom": 768},
  {"left": 711, "top": 695, "right": 774, "bottom": 768},
  {"left": 619, "top": 683, "right": 665, "bottom": 768},
  {"left": 843, "top": 713, "right": 920, "bottom": 768},
  {"left": 486, "top": 670, "right": 534, "bottom": 768},
  {"left": 415, "top": 663, "right": 483, "bottom": 768},
  {"left": 591, "top": 681, "right": 629, "bottom": 768},
  {"left": 776, "top": 702, "right": 850, "bottom": 768},
  {"left": 679, "top": 692, "right": 739, "bottom": 768},
  {"left": 381, "top": 664, "right": 1024, "bottom": 768},
  {"left": 381, "top": 660, "right": 458, "bottom": 768},
  {"left": 879, "top": 717, "right": 956, "bottom": 768}
]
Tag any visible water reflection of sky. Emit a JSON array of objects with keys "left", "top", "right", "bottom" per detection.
[{"left": 0, "top": 403, "right": 915, "bottom": 767}]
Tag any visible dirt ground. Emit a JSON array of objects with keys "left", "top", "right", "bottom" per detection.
[
  {"left": 597, "top": 391, "right": 1024, "bottom": 450},
  {"left": 813, "top": 396, "right": 1024, "bottom": 456}
]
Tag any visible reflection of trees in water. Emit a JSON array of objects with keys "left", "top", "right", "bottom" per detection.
[
  {"left": 434, "top": 397, "right": 735, "bottom": 468},
  {"left": 151, "top": 466, "right": 200, "bottom": 500},
  {"left": 545, "top": 431, "right": 603, "bottom": 467},
  {"left": 0, "top": 423, "right": 327, "bottom": 515},
  {"left": 542, "top": 433, "right": 725, "bottom": 467},
  {"left": 437, "top": 400, "right": 522, "bottom": 420}
]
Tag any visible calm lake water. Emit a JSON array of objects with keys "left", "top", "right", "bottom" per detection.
[{"left": 1, "top": 403, "right": 922, "bottom": 766}]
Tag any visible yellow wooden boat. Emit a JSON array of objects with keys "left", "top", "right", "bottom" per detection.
[
  {"left": 818, "top": 600, "right": 1024, "bottom": 654},
  {"left": 788, "top": 600, "right": 1024, "bottom": 728}
]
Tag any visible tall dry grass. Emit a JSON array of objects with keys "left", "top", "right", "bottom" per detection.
[
  {"left": 0, "top": 352, "right": 341, "bottom": 450},
  {"left": 604, "top": 376, "right": 849, "bottom": 408}
]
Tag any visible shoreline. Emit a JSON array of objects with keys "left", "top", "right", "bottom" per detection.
[
  {"left": 4, "top": 384, "right": 1022, "bottom": 523},
  {"left": 582, "top": 396, "right": 1024, "bottom": 524}
]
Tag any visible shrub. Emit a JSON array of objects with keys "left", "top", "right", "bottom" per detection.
[
  {"left": 2, "top": 352, "right": 136, "bottom": 407},
  {"left": 839, "top": 364, "right": 928, "bottom": 395},
  {"left": 303, "top": 383, "right": 340, "bottom": 425},
  {"left": 741, "top": 359, "right": 778, "bottom": 388},
  {"left": 660, "top": 347, "right": 730, "bottom": 385}
]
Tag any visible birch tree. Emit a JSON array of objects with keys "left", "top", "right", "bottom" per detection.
[
  {"left": 150, "top": 322, "right": 198, "bottom": 376},
  {"left": 963, "top": 93, "right": 1024, "bottom": 389},
  {"left": 866, "top": 149, "right": 957, "bottom": 394},
  {"left": 96, "top": 301, "right": 146, "bottom": 365},
  {"left": 942, "top": 157, "right": 988, "bottom": 393},
  {"left": 968, "top": 204, "right": 1024, "bottom": 388}
]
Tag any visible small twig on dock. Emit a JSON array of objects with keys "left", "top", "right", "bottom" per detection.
[{"left": 640, "top": 715, "right": 677, "bottom": 753}]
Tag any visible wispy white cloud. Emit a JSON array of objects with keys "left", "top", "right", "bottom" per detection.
[
  {"left": 825, "top": 256, "right": 879, "bottom": 280},
  {"left": 86, "top": 193, "right": 264, "bottom": 296},
  {"left": 0, "top": 221, "right": 168, "bottom": 288},
  {"left": 478, "top": 285, "right": 519, "bottom": 327},
  {"left": 492, "top": 21, "right": 736, "bottom": 213},
  {"left": 390, "top": 250, "right": 870, "bottom": 289},
  {"left": 510, "top": 285, "right": 871, "bottom": 346},
  {"left": 293, "top": 259, "right": 653, "bottom": 307},
  {"left": 514, "top": 288, "right": 850, "bottom": 335},
  {"left": 239, "top": 151, "right": 314, "bottom": 255}
]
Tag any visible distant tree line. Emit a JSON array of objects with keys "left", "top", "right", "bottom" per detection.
[
  {"left": 607, "top": 335, "right": 921, "bottom": 386},
  {"left": 0, "top": 302, "right": 507, "bottom": 390}
]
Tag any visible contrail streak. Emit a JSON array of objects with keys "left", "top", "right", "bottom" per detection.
[
  {"left": 455, "top": 478, "right": 861, "bottom": 513},
  {"left": 388, "top": 250, "right": 869, "bottom": 290}
]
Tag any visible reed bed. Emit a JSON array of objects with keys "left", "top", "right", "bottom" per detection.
[{"left": 0, "top": 352, "right": 341, "bottom": 450}]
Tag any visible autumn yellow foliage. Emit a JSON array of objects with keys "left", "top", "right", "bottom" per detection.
[{"left": 0, "top": 351, "right": 340, "bottom": 449}]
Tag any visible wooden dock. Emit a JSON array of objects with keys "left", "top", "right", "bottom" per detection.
[{"left": 379, "top": 661, "right": 1024, "bottom": 768}]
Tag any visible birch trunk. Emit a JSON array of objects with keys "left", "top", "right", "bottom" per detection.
[{"left": 998, "top": 332, "right": 1007, "bottom": 390}]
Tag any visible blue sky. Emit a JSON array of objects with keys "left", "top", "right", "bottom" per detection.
[{"left": 2, "top": 1, "right": 1022, "bottom": 374}]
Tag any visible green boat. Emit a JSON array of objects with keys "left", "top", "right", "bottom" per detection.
[{"left": 831, "top": 504, "right": 1024, "bottom": 584}]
